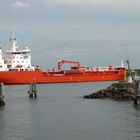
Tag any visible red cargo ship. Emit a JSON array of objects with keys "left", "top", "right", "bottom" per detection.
[{"left": 0, "top": 35, "right": 126, "bottom": 85}]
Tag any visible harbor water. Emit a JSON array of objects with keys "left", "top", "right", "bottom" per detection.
[{"left": 0, "top": 82, "right": 140, "bottom": 140}]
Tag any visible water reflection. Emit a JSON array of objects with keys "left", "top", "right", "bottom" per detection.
[{"left": 133, "top": 104, "right": 140, "bottom": 110}]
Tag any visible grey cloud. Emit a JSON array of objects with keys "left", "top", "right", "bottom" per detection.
[{"left": 10, "top": 1, "right": 31, "bottom": 9}]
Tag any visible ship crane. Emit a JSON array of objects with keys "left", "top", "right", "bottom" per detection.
[{"left": 58, "top": 60, "right": 81, "bottom": 70}]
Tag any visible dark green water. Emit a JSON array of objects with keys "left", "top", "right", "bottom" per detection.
[{"left": 0, "top": 82, "right": 140, "bottom": 140}]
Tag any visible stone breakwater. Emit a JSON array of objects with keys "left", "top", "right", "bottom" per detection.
[{"left": 84, "top": 82, "right": 136, "bottom": 101}]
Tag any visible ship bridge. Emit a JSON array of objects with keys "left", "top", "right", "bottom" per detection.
[{"left": 3, "top": 35, "right": 34, "bottom": 71}]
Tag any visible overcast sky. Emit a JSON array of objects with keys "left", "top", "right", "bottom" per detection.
[{"left": 0, "top": 0, "right": 140, "bottom": 69}]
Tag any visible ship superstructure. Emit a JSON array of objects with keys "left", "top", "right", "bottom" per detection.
[
  {"left": 2, "top": 35, "right": 34, "bottom": 71},
  {"left": 0, "top": 47, "right": 8, "bottom": 71}
]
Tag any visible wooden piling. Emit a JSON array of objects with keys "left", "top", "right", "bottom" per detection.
[
  {"left": 28, "top": 82, "right": 37, "bottom": 98},
  {"left": 0, "top": 83, "right": 5, "bottom": 106},
  {"left": 132, "top": 80, "right": 140, "bottom": 105}
]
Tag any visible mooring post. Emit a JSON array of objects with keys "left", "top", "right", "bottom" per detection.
[
  {"left": 133, "top": 80, "right": 140, "bottom": 105},
  {"left": 28, "top": 82, "right": 37, "bottom": 98},
  {"left": 0, "top": 83, "right": 5, "bottom": 106}
]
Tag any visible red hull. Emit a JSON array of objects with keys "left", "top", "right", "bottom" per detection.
[{"left": 0, "top": 68, "right": 126, "bottom": 85}]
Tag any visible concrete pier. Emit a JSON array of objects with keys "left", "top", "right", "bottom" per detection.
[
  {"left": 28, "top": 83, "right": 37, "bottom": 98},
  {"left": 0, "top": 83, "right": 5, "bottom": 106}
]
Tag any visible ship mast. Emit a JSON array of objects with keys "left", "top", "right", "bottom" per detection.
[
  {"left": 0, "top": 47, "right": 2, "bottom": 61},
  {"left": 10, "top": 31, "right": 18, "bottom": 52}
]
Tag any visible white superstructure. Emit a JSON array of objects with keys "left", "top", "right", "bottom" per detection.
[
  {"left": 0, "top": 35, "right": 35, "bottom": 71},
  {"left": 0, "top": 47, "right": 8, "bottom": 71}
]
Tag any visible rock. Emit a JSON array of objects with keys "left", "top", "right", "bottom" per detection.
[{"left": 83, "top": 82, "right": 136, "bottom": 101}]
